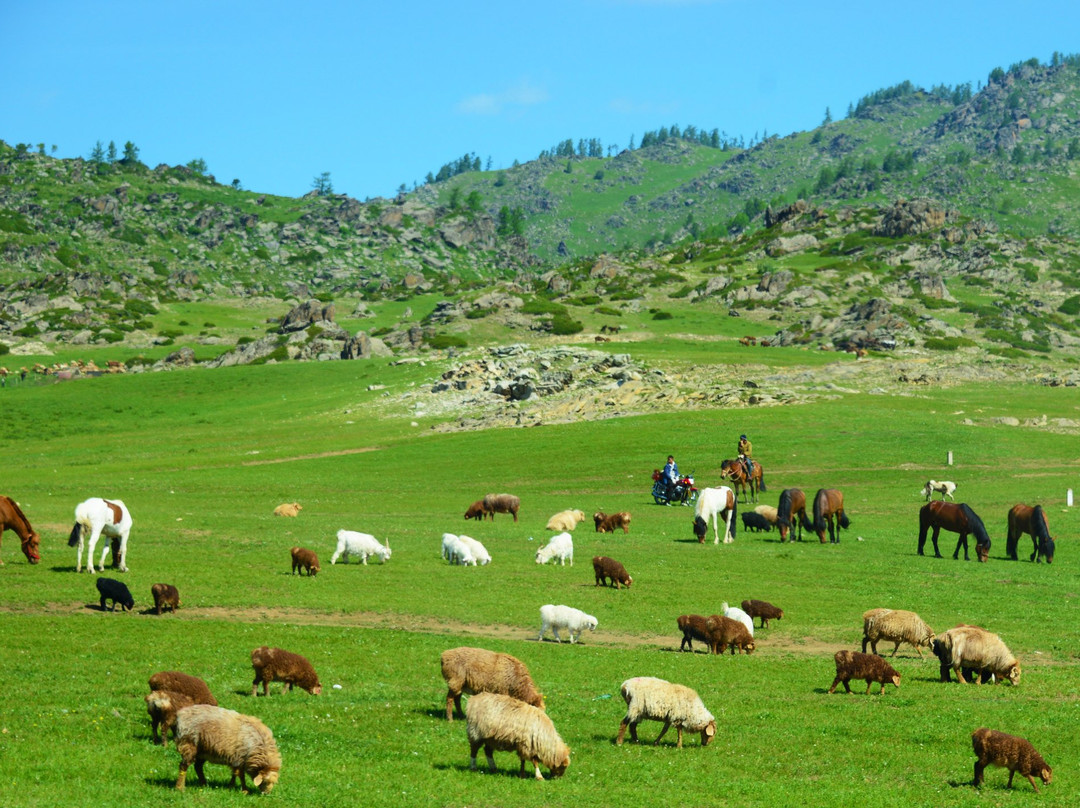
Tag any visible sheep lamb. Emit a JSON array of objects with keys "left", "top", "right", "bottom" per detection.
[
  {"left": 828, "top": 650, "right": 901, "bottom": 695},
  {"left": 934, "top": 626, "right": 1020, "bottom": 685},
  {"left": 465, "top": 692, "right": 569, "bottom": 780},
  {"left": 616, "top": 676, "right": 716, "bottom": 748},
  {"left": 545, "top": 509, "right": 585, "bottom": 532},
  {"left": 593, "top": 511, "right": 632, "bottom": 534},
  {"left": 861, "top": 608, "right": 935, "bottom": 658},
  {"left": 592, "top": 556, "right": 632, "bottom": 589},
  {"left": 151, "top": 583, "right": 181, "bottom": 615},
  {"left": 482, "top": 493, "right": 520, "bottom": 522},
  {"left": 440, "top": 647, "right": 544, "bottom": 721},
  {"left": 441, "top": 533, "right": 476, "bottom": 566},
  {"left": 972, "top": 727, "right": 1052, "bottom": 792},
  {"left": 96, "top": 577, "right": 134, "bottom": 612},
  {"left": 705, "top": 614, "right": 755, "bottom": 655},
  {"left": 538, "top": 604, "right": 596, "bottom": 644},
  {"left": 290, "top": 546, "right": 320, "bottom": 576},
  {"left": 676, "top": 614, "right": 711, "bottom": 653},
  {"left": 740, "top": 599, "right": 783, "bottom": 629},
  {"left": 721, "top": 602, "right": 755, "bottom": 637},
  {"left": 173, "top": 704, "right": 281, "bottom": 793},
  {"left": 149, "top": 671, "right": 218, "bottom": 707},
  {"left": 145, "top": 689, "right": 196, "bottom": 745},
  {"left": 251, "top": 646, "right": 322, "bottom": 696},
  {"left": 464, "top": 500, "right": 493, "bottom": 521},
  {"left": 331, "top": 529, "right": 391, "bottom": 565},
  {"left": 741, "top": 512, "right": 772, "bottom": 532},
  {"left": 273, "top": 502, "right": 302, "bottom": 517},
  {"left": 535, "top": 532, "right": 574, "bottom": 566}
]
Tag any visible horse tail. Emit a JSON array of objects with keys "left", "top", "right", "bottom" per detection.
[
  {"left": 812, "top": 490, "right": 826, "bottom": 532},
  {"left": 758, "top": 468, "right": 766, "bottom": 493},
  {"left": 68, "top": 520, "right": 83, "bottom": 547},
  {"left": 776, "top": 489, "right": 792, "bottom": 527},
  {"left": 838, "top": 507, "right": 851, "bottom": 529},
  {"left": 960, "top": 504, "right": 990, "bottom": 547},
  {"left": 730, "top": 491, "right": 738, "bottom": 537},
  {"left": 918, "top": 505, "right": 930, "bottom": 549}
]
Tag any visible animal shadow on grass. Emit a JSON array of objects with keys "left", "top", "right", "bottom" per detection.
[
  {"left": 431, "top": 762, "right": 537, "bottom": 779},
  {"left": 416, "top": 706, "right": 447, "bottom": 720},
  {"left": 673, "top": 538, "right": 701, "bottom": 544},
  {"left": 144, "top": 776, "right": 178, "bottom": 790},
  {"left": 84, "top": 602, "right": 127, "bottom": 613},
  {"left": 50, "top": 565, "right": 77, "bottom": 573}
]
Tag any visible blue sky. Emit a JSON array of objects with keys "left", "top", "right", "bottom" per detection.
[{"left": 3, "top": 0, "right": 1077, "bottom": 200}]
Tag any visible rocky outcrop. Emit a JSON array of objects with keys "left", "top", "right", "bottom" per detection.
[
  {"left": 279, "top": 300, "right": 335, "bottom": 333},
  {"left": 874, "top": 199, "right": 948, "bottom": 238}
]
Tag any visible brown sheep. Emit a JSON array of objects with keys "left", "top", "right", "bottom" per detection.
[
  {"left": 145, "top": 689, "right": 195, "bottom": 744},
  {"left": 149, "top": 671, "right": 218, "bottom": 707},
  {"left": 151, "top": 583, "right": 181, "bottom": 615},
  {"left": 705, "top": 614, "right": 755, "bottom": 655},
  {"left": 593, "top": 511, "right": 632, "bottom": 534},
  {"left": 676, "top": 614, "right": 711, "bottom": 653},
  {"left": 251, "top": 646, "right": 322, "bottom": 696},
  {"left": 464, "top": 500, "right": 493, "bottom": 521},
  {"left": 828, "top": 650, "right": 901, "bottom": 695},
  {"left": 273, "top": 502, "right": 302, "bottom": 517},
  {"left": 592, "top": 556, "right": 632, "bottom": 589},
  {"left": 482, "top": 493, "right": 520, "bottom": 522},
  {"left": 741, "top": 599, "right": 784, "bottom": 629},
  {"left": 290, "top": 546, "right": 320, "bottom": 576},
  {"left": 972, "top": 728, "right": 1052, "bottom": 792},
  {"left": 440, "top": 647, "right": 545, "bottom": 721}
]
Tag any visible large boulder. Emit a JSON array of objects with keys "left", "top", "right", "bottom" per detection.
[
  {"left": 279, "top": 300, "right": 335, "bottom": 333},
  {"left": 874, "top": 199, "right": 947, "bottom": 237},
  {"left": 342, "top": 331, "right": 392, "bottom": 360}
]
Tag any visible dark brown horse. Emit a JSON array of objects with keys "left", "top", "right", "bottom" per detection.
[
  {"left": 0, "top": 495, "right": 41, "bottom": 565},
  {"left": 719, "top": 459, "right": 766, "bottom": 504},
  {"left": 811, "top": 489, "right": 849, "bottom": 544},
  {"left": 1006, "top": 504, "right": 1055, "bottom": 564},
  {"left": 918, "top": 501, "right": 991, "bottom": 562},
  {"left": 776, "top": 488, "right": 811, "bottom": 542}
]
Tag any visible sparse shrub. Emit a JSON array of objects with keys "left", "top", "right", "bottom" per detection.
[
  {"left": 924, "top": 337, "right": 976, "bottom": 351},
  {"left": 594, "top": 306, "right": 621, "bottom": 317},
  {"left": 550, "top": 315, "right": 584, "bottom": 335},
  {"left": 466, "top": 307, "right": 495, "bottom": 320},
  {"left": 651, "top": 311, "right": 674, "bottom": 320},
  {"left": 158, "top": 329, "right": 184, "bottom": 339},
  {"left": 521, "top": 298, "right": 568, "bottom": 316},
  {"left": 1058, "top": 295, "right": 1080, "bottom": 315},
  {"left": 237, "top": 336, "right": 254, "bottom": 345},
  {"left": 669, "top": 286, "right": 693, "bottom": 299},
  {"left": 427, "top": 333, "right": 467, "bottom": 349}
]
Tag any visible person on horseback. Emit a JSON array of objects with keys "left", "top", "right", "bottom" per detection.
[
  {"left": 663, "top": 455, "right": 679, "bottom": 503},
  {"left": 737, "top": 434, "right": 754, "bottom": 478}
]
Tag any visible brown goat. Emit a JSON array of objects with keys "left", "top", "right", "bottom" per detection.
[
  {"left": 148, "top": 671, "right": 218, "bottom": 707},
  {"left": 251, "top": 646, "right": 322, "bottom": 696},
  {"left": 593, "top": 511, "right": 632, "bottom": 534},
  {"left": 828, "top": 650, "right": 901, "bottom": 695},
  {"left": 677, "top": 614, "right": 711, "bottom": 653},
  {"left": 705, "top": 614, "right": 755, "bottom": 655},
  {"left": 740, "top": 599, "right": 783, "bottom": 629},
  {"left": 151, "top": 583, "right": 181, "bottom": 615},
  {"left": 592, "top": 556, "right": 632, "bottom": 589},
  {"left": 972, "top": 728, "right": 1052, "bottom": 792},
  {"left": 290, "top": 546, "right": 320, "bottom": 576}
]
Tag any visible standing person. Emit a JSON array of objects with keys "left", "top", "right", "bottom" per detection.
[
  {"left": 663, "top": 455, "right": 679, "bottom": 503},
  {"left": 737, "top": 434, "right": 754, "bottom": 478}
]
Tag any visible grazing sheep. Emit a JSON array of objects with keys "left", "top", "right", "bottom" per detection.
[
  {"left": 173, "top": 704, "right": 281, "bottom": 793},
  {"left": 250, "top": 646, "right": 322, "bottom": 696},
  {"left": 456, "top": 534, "right": 492, "bottom": 566},
  {"left": 441, "top": 533, "right": 476, "bottom": 566},
  {"left": 705, "top": 614, "right": 755, "bottom": 655},
  {"left": 828, "top": 650, "right": 901, "bottom": 695},
  {"left": 594, "top": 511, "right": 632, "bottom": 534},
  {"left": 740, "top": 599, "right": 784, "bottom": 629},
  {"left": 290, "top": 546, "right": 320, "bottom": 576},
  {"left": 440, "top": 647, "right": 544, "bottom": 721},
  {"left": 592, "top": 556, "right": 632, "bottom": 589},
  {"left": 740, "top": 512, "right": 772, "bottom": 532},
  {"left": 146, "top": 689, "right": 195, "bottom": 744},
  {"left": 330, "top": 529, "right": 391, "bottom": 565},
  {"left": 861, "top": 608, "right": 935, "bottom": 658},
  {"left": 615, "top": 677, "right": 716, "bottom": 748},
  {"left": 482, "top": 493, "right": 520, "bottom": 522},
  {"left": 934, "top": 626, "right": 1021, "bottom": 685},
  {"left": 721, "top": 602, "right": 755, "bottom": 636},
  {"left": 676, "top": 614, "right": 711, "bottom": 652},
  {"left": 538, "top": 604, "right": 596, "bottom": 644},
  {"left": 273, "top": 502, "right": 302, "bottom": 517},
  {"left": 464, "top": 500, "right": 493, "bottom": 521},
  {"left": 535, "top": 532, "right": 574, "bottom": 566},
  {"left": 972, "top": 728, "right": 1052, "bottom": 792},
  {"left": 465, "top": 692, "right": 570, "bottom": 780},
  {"left": 151, "top": 583, "right": 181, "bottom": 615},
  {"left": 149, "top": 671, "right": 218, "bottom": 707},
  {"left": 96, "top": 577, "right": 134, "bottom": 612},
  {"left": 545, "top": 509, "right": 585, "bottom": 532},
  {"left": 753, "top": 504, "right": 778, "bottom": 524}
]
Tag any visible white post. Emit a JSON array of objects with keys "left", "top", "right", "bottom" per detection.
[
  {"left": 1068, "top": 489, "right": 1074, "bottom": 507},
  {"left": 947, "top": 451, "right": 953, "bottom": 466}
]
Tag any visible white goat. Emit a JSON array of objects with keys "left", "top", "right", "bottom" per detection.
[
  {"left": 538, "top": 604, "right": 596, "bottom": 643},
  {"left": 721, "top": 602, "right": 755, "bottom": 637},
  {"left": 535, "top": 532, "right": 574, "bottom": 566},
  {"left": 441, "top": 533, "right": 476, "bottom": 566},
  {"left": 330, "top": 529, "right": 391, "bottom": 565}
]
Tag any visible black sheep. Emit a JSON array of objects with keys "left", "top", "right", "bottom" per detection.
[
  {"left": 741, "top": 512, "right": 773, "bottom": 532},
  {"left": 97, "top": 577, "right": 134, "bottom": 612}
]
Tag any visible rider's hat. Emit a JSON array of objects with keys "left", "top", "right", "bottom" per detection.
[{"left": 740, "top": 434, "right": 747, "bottom": 440}]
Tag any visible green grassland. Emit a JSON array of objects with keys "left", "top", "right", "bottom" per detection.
[{"left": 1, "top": 359, "right": 1078, "bottom": 807}]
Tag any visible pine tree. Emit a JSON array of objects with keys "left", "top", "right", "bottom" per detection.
[
  {"left": 89, "top": 140, "right": 105, "bottom": 163},
  {"left": 823, "top": 107, "right": 832, "bottom": 125},
  {"left": 311, "top": 171, "right": 333, "bottom": 195},
  {"left": 107, "top": 140, "right": 118, "bottom": 162},
  {"left": 122, "top": 141, "right": 139, "bottom": 164}
]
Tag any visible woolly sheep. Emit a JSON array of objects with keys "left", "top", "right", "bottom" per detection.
[
  {"left": 96, "top": 577, "right": 134, "bottom": 612},
  {"left": 593, "top": 511, "right": 632, "bottom": 534},
  {"left": 149, "top": 671, "right": 218, "bottom": 707},
  {"left": 705, "top": 614, "right": 755, "bottom": 655},
  {"left": 615, "top": 676, "right": 716, "bottom": 748},
  {"left": 828, "top": 650, "right": 901, "bottom": 695},
  {"left": 592, "top": 556, "right": 632, "bottom": 589},
  {"left": 331, "top": 529, "right": 391, "bottom": 565},
  {"left": 676, "top": 614, "right": 711, "bottom": 653},
  {"left": 464, "top": 500, "right": 492, "bottom": 521},
  {"left": 482, "top": 493, "right": 520, "bottom": 522},
  {"left": 251, "top": 646, "right": 322, "bottom": 696},
  {"left": 273, "top": 502, "right": 302, "bottom": 517},
  {"left": 753, "top": 504, "right": 779, "bottom": 524},
  {"left": 972, "top": 728, "right": 1052, "bottom": 792},
  {"left": 441, "top": 533, "right": 474, "bottom": 566},
  {"left": 440, "top": 646, "right": 545, "bottom": 721},
  {"left": 151, "top": 583, "right": 181, "bottom": 615},
  {"left": 290, "top": 546, "right": 320, "bottom": 576},
  {"left": 535, "top": 532, "right": 573, "bottom": 566},
  {"left": 861, "top": 608, "right": 935, "bottom": 658},
  {"left": 456, "top": 534, "right": 491, "bottom": 566},
  {"left": 465, "top": 692, "right": 570, "bottom": 780},
  {"left": 740, "top": 599, "right": 783, "bottom": 629},
  {"left": 145, "top": 689, "right": 196, "bottom": 745},
  {"left": 173, "top": 704, "right": 281, "bottom": 793},
  {"left": 721, "top": 602, "right": 754, "bottom": 637},
  {"left": 538, "top": 604, "right": 596, "bottom": 644},
  {"left": 545, "top": 509, "right": 585, "bottom": 532},
  {"left": 934, "top": 626, "right": 1020, "bottom": 685}
]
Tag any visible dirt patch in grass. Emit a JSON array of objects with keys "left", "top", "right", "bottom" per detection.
[{"left": 242, "top": 446, "right": 380, "bottom": 466}]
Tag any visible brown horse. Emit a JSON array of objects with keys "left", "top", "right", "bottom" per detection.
[
  {"left": 1006, "top": 504, "right": 1055, "bottom": 564},
  {"left": 776, "top": 488, "right": 811, "bottom": 542},
  {"left": 0, "top": 495, "right": 41, "bottom": 565},
  {"left": 811, "top": 488, "right": 850, "bottom": 544},
  {"left": 918, "top": 501, "right": 991, "bottom": 562},
  {"left": 719, "top": 459, "right": 766, "bottom": 504}
]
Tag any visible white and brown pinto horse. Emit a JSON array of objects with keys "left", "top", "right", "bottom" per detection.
[
  {"left": 69, "top": 498, "right": 133, "bottom": 573},
  {"left": 0, "top": 495, "right": 41, "bottom": 565},
  {"left": 693, "top": 486, "right": 737, "bottom": 545}
]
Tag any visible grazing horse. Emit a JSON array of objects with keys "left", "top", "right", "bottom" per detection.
[
  {"left": 920, "top": 480, "right": 956, "bottom": 501},
  {"left": 69, "top": 498, "right": 133, "bottom": 573},
  {"left": 776, "top": 488, "right": 811, "bottom": 543},
  {"left": 917, "top": 501, "right": 990, "bottom": 562},
  {"left": 1006, "top": 504, "right": 1055, "bottom": 564},
  {"left": 0, "top": 495, "right": 41, "bottom": 565},
  {"left": 719, "top": 459, "right": 766, "bottom": 504},
  {"left": 692, "top": 486, "right": 737, "bottom": 545},
  {"left": 811, "top": 488, "right": 850, "bottom": 544}
]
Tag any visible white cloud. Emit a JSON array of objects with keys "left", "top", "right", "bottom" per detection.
[{"left": 456, "top": 80, "right": 548, "bottom": 116}]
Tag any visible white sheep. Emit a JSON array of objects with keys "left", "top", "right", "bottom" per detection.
[
  {"left": 456, "top": 534, "right": 491, "bottom": 566},
  {"left": 331, "top": 529, "right": 391, "bottom": 565},
  {"left": 545, "top": 509, "right": 586, "bottom": 532},
  {"left": 615, "top": 676, "right": 716, "bottom": 748},
  {"left": 535, "top": 532, "right": 574, "bottom": 566},
  {"left": 465, "top": 692, "right": 570, "bottom": 780},
  {"left": 935, "top": 625, "right": 1021, "bottom": 685},
  {"left": 721, "top": 602, "right": 755, "bottom": 637},
  {"left": 172, "top": 704, "right": 281, "bottom": 793},
  {"left": 753, "top": 504, "right": 779, "bottom": 524},
  {"left": 861, "top": 608, "right": 935, "bottom": 658},
  {"left": 441, "top": 533, "right": 476, "bottom": 566},
  {"left": 537, "top": 604, "right": 596, "bottom": 644}
]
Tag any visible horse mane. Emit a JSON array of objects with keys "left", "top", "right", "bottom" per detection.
[
  {"left": 959, "top": 504, "right": 990, "bottom": 547},
  {"left": 1030, "top": 505, "right": 1052, "bottom": 544},
  {"left": 776, "top": 489, "right": 793, "bottom": 527},
  {"left": 4, "top": 497, "right": 34, "bottom": 532},
  {"left": 812, "top": 490, "right": 827, "bottom": 532}
]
